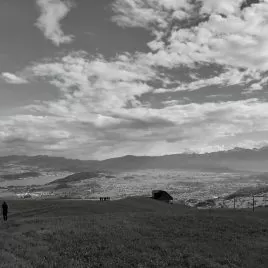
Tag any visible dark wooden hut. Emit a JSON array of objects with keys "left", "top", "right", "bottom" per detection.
[{"left": 152, "top": 190, "right": 173, "bottom": 203}]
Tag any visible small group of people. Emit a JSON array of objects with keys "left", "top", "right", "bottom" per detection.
[
  {"left": 2, "top": 201, "right": 8, "bottom": 221},
  {"left": 99, "top": 197, "right": 110, "bottom": 201}
]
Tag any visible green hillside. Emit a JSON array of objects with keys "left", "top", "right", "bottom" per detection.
[{"left": 0, "top": 198, "right": 267, "bottom": 268}]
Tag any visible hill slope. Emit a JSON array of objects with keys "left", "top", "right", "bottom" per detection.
[
  {"left": 1, "top": 198, "right": 267, "bottom": 268},
  {"left": 46, "top": 172, "right": 102, "bottom": 185}
]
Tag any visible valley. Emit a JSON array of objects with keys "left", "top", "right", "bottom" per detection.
[
  {"left": 0, "top": 151, "right": 268, "bottom": 208},
  {"left": 1, "top": 168, "right": 267, "bottom": 208}
]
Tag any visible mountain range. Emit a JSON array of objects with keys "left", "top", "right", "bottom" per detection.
[{"left": 1, "top": 146, "right": 268, "bottom": 173}]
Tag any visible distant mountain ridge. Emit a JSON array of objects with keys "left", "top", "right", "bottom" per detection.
[{"left": 1, "top": 146, "right": 268, "bottom": 172}]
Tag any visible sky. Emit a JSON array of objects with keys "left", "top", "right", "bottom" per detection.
[{"left": 0, "top": 0, "right": 268, "bottom": 160}]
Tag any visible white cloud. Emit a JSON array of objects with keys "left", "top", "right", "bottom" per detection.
[
  {"left": 1, "top": 72, "right": 28, "bottom": 84},
  {"left": 111, "top": 0, "right": 193, "bottom": 30},
  {"left": 28, "top": 51, "right": 155, "bottom": 114},
  {"left": 113, "top": 0, "right": 268, "bottom": 92},
  {"left": 1, "top": 97, "right": 268, "bottom": 159},
  {"left": 35, "top": 0, "right": 75, "bottom": 46},
  {"left": 199, "top": 0, "right": 244, "bottom": 16}
]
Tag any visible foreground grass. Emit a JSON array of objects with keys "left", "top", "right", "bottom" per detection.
[{"left": 0, "top": 198, "right": 267, "bottom": 268}]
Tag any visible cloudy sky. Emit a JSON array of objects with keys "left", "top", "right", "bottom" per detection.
[{"left": 0, "top": 0, "right": 268, "bottom": 160}]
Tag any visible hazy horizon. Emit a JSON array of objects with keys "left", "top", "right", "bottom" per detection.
[{"left": 1, "top": 145, "right": 268, "bottom": 161}]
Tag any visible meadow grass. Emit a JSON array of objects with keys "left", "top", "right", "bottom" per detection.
[{"left": 0, "top": 197, "right": 267, "bottom": 268}]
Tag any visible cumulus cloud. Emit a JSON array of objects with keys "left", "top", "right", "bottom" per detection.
[
  {"left": 35, "top": 0, "right": 75, "bottom": 46},
  {"left": 1, "top": 72, "right": 28, "bottom": 84},
  {"left": 199, "top": 0, "right": 244, "bottom": 15},
  {"left": 27, "top": 51, "right": 156, "bottom": 115},
  {"left": 113, "top": 0, "right": 268, "bottom": 92}
]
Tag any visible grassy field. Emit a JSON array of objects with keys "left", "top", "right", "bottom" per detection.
[{"left": 0, "top": 198, "right": 267, "bottom": 268}]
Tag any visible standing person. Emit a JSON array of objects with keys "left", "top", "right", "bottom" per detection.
[{"left": 2, "top": 201, "right": 8, "bottom": 221}]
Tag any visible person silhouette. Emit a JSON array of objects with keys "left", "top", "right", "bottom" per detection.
[{"left": 2, "top": 201, "right": 8, "bottom": 221}]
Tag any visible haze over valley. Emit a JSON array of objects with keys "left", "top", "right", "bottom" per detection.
[{"left": 1, "top": 147, "right": 268, "bottom": 208}]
